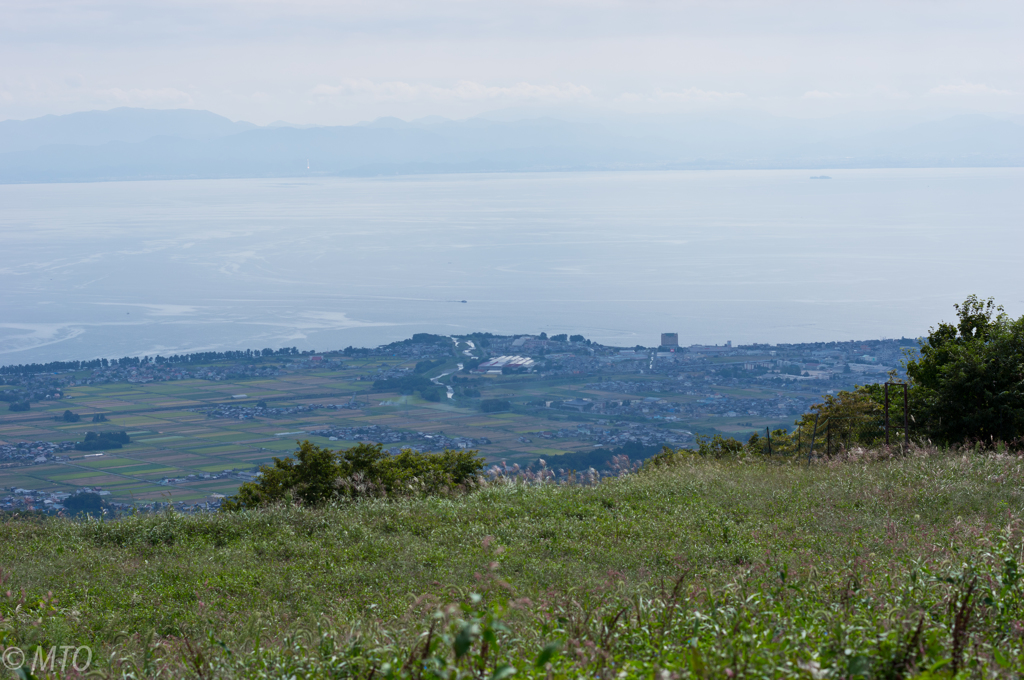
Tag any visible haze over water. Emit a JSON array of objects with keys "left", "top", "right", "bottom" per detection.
[{"left": 1, "top": 168, "right": 1021, "bottom": 364}]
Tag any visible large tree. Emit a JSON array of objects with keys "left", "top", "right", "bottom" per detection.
[{"left": 906, "top": 295, "right": 1024, "bottom": 444}]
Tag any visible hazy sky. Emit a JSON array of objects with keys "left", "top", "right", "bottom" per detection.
[{"left": 2, "top": 0, "right": 1022, "bottom": 125}]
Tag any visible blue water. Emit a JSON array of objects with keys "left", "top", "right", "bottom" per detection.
[{"left": 1, "top": 168, "right": 1022, "bottom": 363}]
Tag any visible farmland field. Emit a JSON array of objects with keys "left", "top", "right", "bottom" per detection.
[{"left": 0, "top": 349, "right": 834, "bottom": 505}]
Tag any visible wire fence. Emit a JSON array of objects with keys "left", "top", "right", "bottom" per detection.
[
  {"left": 799, "top": 410, "right": 914, "bottom": 458},
  {"left": 818, "top": 415, "right": 887, "bottom": 453},
  {"left": 757, "top": 415, "right": 909, "bottom": 460}
]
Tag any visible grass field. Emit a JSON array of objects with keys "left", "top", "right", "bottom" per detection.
[{"left": 0, "top": 446, "right": 1021, "bottom": 677}]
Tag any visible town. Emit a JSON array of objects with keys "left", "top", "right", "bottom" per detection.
[{"left": 0, "top": 331, "right": 917, "bottom": 514}]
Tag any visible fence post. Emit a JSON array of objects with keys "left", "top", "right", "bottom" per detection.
[
  {"left": 807, "top": 413, "right": 819, "bottom": 465},
  {"left": 903, "top": 384, "right": 909, "bottom": 447},
  {"left": 766, "top": 426, "right": 772, "bottom": 456},
  {"left": 884, "top": 382, "right": 890, "bottom": 446},
  {"left": 826, "top": 418, "right": 831, "bottom": 457}
]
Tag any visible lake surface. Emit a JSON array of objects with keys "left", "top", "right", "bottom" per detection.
[{"left": 1, "top": 168, "right": 1022, "bottom": 364}]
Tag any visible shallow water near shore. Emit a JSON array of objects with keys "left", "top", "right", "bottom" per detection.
[{"left": 1, "top": 167, "right": 1022, "bottom": 363}]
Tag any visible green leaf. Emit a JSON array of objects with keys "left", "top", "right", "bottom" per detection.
[
  {"left": 688, "top": 648, "right": 706, "bottom": 675},
  {"left": 490, "top": 664, "right": 517, "bottom": 680},
  {"left": 453, "top": 623, "right": 478, "bottom": 659},
  {"left": 535, "top": 641, "right": 561, "bottom": 668},
  {"left": 847, "top": 655, "right": 871, "bottom": 677}
]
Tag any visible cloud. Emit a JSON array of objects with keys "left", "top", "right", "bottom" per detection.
[
  {"left": 651, "top": 88, "right": 745, "bottom": 102},
  {"left": 309, "top": 79, "right": 592, "bottom": 103},
  {"left": 94, "top": 87, "right": 195, "bottom": 107},
  {"left": 610, "top": 88, "right": 749, "bottom": 108},
  {"left": 801, "top": 90, "right": 850, "bottom": 99},
  {"left": 447, "top": 80, "right": 592, "bottom": 101},
  {"left": 616, "top": 88, "right": 746, "bottom": 105},
  {"left": 927, "top": 82, "right": 1014, "bottom": 96}
]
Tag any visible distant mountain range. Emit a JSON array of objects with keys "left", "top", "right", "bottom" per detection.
[
  {"left": 0, "top": 107, "right": 1022, "bottom": 183},
  {"left": 0, "top": 108, "right": 257, "bottom": 155}
]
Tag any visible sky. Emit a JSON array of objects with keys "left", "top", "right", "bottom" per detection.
[{"left": 1, "top": 0, "right": 1022, "bottom": 126}]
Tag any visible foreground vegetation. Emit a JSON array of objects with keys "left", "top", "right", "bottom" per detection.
[{"left": 0, "top": 445, "right": 1021, "bottom": 678}]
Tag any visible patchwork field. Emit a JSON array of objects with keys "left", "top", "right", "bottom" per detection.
[{"left": 0, "top": 355, "right": 815, "bottom": 505}]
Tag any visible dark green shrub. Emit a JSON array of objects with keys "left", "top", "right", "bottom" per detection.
[
  {"left": 695, "top": 434, "right": 744, "bottom": 458},
  {"left": 222, "top": 441, "right": 484, "bottom": 510},
  {"left": 746, "top": 431, "right": 764, "bottom": 454},
  {"left": 645, "top": 435, "right": 746, "bottom": 466},
  {"left": 763, "top": 428, "right": 796, "bottom": 455},
  {"left": 481, "top": 399, "right": 511, "bottom": 413},
  {"left": 63, "top": 492, "right": 105, "bottom": 516},
  {"left": 906, "top": 295, "right": 1024, "bottom": 444},
  {"left": 414, "top": 359, "right": 446, "bottom": 374},
  {"left": 421, "top": 385, "right": 444, "bottom": 402},
  {"left": 788, "top": 388, "right": 887, "bottom": 455},
  {"left": 642, "top": 445, "right": 692, "bottom": 468},
  {"left": 96, "top": 430, "right": 129, "bottom": 444},
  {"left": 75, "top": 430, "right": 130, "bottom": 451}
]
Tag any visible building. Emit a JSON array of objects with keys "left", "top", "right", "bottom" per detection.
[
  {"left": 473, "top": 355, "right": 536, "bottom": 373},
  {"left": 560, "top": 398, "right": 593, "bottom": 412},
  {"left": 661, "top": 333, "right": 679, "bottom": 347},
  {"left": 688, "top": 343, "right": 735, "bottom": 356}
]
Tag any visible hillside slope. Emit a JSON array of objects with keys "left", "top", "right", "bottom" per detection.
[{"left": 1, "top": 448, "right": 1021, "bottom": 676}]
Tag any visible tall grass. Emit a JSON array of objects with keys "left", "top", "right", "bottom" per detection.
[{"left": 1, "top": 445, "right": 1022, "bottom": 677}]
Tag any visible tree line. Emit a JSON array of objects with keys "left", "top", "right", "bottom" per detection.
[
  {"left": 0, "top": 347, "right": 306, "bottom": 376},
  {"left": 801, "top": 295, "right": 1024, "bottom": 447}
]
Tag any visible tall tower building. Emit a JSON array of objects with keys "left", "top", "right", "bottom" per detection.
[{"left": 661, "top": 333, "right": 679, "bottom": 347}]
